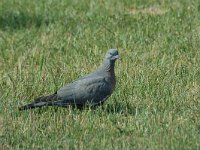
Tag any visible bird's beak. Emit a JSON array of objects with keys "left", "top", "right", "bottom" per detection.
[{"left": 113, "top": 55, "right": 119, "bottom": 60}]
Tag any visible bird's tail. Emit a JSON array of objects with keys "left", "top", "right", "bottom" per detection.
[{"left": 19, "top": 94, "right": 58, "bottom": 111}]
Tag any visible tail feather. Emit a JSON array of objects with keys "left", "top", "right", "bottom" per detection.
[{"left": 19, "top": 93, "right": 59, "bottom": 111}]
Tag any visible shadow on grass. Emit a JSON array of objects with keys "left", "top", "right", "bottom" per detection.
[
  {"left": 0, "top": 10, "right": 53, "bottom": 30},
  {"left": 102, "top": 102, "right": 137, "bottom": 116},
  {"left": 17, "top": 102, "right": 138, "bottom": 116}
]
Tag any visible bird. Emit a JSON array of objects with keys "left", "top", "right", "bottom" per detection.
[{"left": 19, "top": 49, "right": 119, "bottom": 110}]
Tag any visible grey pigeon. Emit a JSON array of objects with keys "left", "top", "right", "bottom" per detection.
[{"left": 19, "top": 49, "right": 119, "bottom": 110}]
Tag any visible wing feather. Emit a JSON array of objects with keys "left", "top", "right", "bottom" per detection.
[{"left": 56, "top": 75, "right": 112, "bottom": 105}]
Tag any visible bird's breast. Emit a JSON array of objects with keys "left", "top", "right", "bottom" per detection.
[{"left": 104, "top": 74, "right": 116, "bottom": 93}]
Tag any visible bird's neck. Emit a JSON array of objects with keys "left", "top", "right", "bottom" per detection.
[{"left": 101, "top": 59, "right": 115, "bottom": 73}]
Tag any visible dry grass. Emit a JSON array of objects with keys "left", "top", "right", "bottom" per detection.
[{"left": 128, "top": 5, "right": 167, "bottom": 15}]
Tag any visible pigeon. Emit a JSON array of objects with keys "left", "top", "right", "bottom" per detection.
[{"left": 19, "top": 49, "right": 119, "bottom": 110}]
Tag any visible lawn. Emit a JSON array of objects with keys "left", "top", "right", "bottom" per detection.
[{"left": 0, "top": 0, "right": 200, "bottom": 149}]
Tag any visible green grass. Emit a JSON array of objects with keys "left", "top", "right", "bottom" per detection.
[{"left": 0, "top": 0, "right": 200, "bottom": 149}]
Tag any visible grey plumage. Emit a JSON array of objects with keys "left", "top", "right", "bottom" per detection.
[{"left": 19, "top": 49, "right": 119, "bottom": 110}]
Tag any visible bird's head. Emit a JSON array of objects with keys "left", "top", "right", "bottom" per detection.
[
  {"left": 104, "top": 49, "right": 119, "bottom": 61},
  {"left": 101, "top": 49, "right": 119, "bottom": 71}
]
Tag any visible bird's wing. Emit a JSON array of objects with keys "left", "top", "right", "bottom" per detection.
[{"left": 56, "top": 75, "right": 112, "bottom": 106}]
